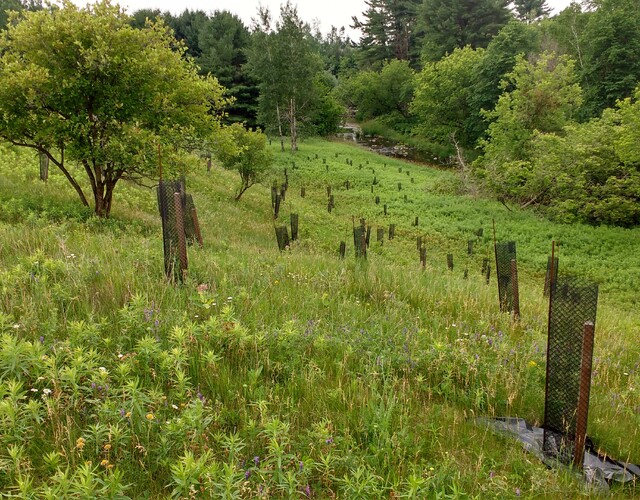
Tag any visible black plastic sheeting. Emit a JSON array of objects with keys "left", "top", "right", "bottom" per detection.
[{"left": 479, "top": 417, "right": 640, "bottom": 489}]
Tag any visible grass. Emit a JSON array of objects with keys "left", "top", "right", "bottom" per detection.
[{"left": 0, "top": 138, "right": 638, "bottom": 498}]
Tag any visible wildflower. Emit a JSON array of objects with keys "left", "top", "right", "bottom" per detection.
[
  {"left": 12, "top": 324, "right": 20, "bottom": 329},
  {"left": 515, "top": 488, "right": 521, "bottom": 496},
  {"left": 125, "top": 411, "right": 131, "bottom": 418},
  {"left": 304, "top": 485, "right": 311, "bottom": 497},
  {"left": 146, "top": 413, "right": 155, "bottom": 421},
  {"left": 30, "top": 388, "right": 38, "bottom": 393},
  {"left": 101, "top": 459, "right": 110, "bottom": 467},
  {"left": 103, "top": 444, "right": 111, "bottom": 451},
  {"left": 76, "top": 437, "right": 85, "bottom": 450},
  {"left": 42, "top": 388, "right": 52, "bottom": 396},
  {"left": 172, "top": 404, "right": 179, "bottom": 410},
  {"left": 99, "top": 367, "right": 107, "bottom": 373},
  {"left": 39, "top": 336, "right": 44, "bottom": 343},
  {"left": 245, "top": 470, "right": 251, "bottom": 479},
  {"left": 253, "top": 456, "right": 260, "bottom": 466},
  {"left": 325, "top": 437, "right": 333, "bottom": 444},
  {"left": 528, "top": 361, "right": 537, "bottom": 368},
  {"left": 197, "top": 283, "right": 209, "bottom": 293}
]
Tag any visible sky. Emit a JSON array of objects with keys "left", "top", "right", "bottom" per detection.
[{"left": 75, "top": 0, "right": 577, "bottom": 38}]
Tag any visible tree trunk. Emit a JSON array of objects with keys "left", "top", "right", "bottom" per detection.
[
  {"left": 289, "top": 98, "right": 297, "bottom": 152},
  {"left": 275, "top": 103, "right": 285, "bottom": 152}
]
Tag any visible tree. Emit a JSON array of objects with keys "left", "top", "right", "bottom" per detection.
[
  {"left": 351, "top": 0, "right": 422, "bottom": 68},
  {"left": 335, "top": 59, "right": 415, "bottom": 130},
  {"left": 0, "top": 1, "right": 227, "bottom": 217},
  {"left": 511, "top": 0, "right": 551, "bottom": 23},
  {"left": 474, "top": 52, "right": 582, "bottom": 205},
  {"left": 418, "top": 0, "right": 511, "bottom": 61},
  {"left": 467, "top": 20, "right": 540, "bottom": 143},
  {"left": 197, "top": 11, "right": 258, "bottom": 126},
  {"left": 0, "top": 0, "right": 42, "bottom": 30},
  {"left": 247, "top": 2, "right": 324, "bottom": 152},
  {"left": 579, "top": 0, "right": 640, "bottom": 119},
  {"left": 411, "top": 46, "right": 485, "bottom": 149},
  {"left": 213, "top": 123, "right": 273, "bottom": 201}
]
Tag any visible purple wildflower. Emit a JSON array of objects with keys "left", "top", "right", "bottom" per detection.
[{"left": 254, "top": 456, "right": 260, "bottom": 466}]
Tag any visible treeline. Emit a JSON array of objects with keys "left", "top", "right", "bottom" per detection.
[
  {"left": 341, "top": 0, "right": 640, "bottom": 226},
  {"left": 2, "top": 0, "right": 639, "bottom": 225}
]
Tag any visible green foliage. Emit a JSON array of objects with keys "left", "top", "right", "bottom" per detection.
[
  {"left": 0, "top": 0, "right": 227, "bottom": 217},
  {"left": 475, "top": 52, "right": 582, "bottom": 202},
  {"left": 411, "top": 46, "right": 485, "bottom": 149},
  {"left": 246, "top": 2, "right": 326, "bottom": 151},
  {"left": 351, "top": 0, "right": 422, "bottom": 68},
  {"left": 195, "top": 10, "right": 258, "bottom": 127},
  {"left": 336, "top": 59, "right": 415, "bottom": 132},
  {"left": 526, "top": 93, "right": 640, "bottom": 225},
  {"left": 418, "top": 0, "right": 511, "bottom": 62},
  {"left": 511, "top": 0, "right": 551, "bottom": 23},
  {"left": 467, "top": 21, "right": 540, "bottom": 144},
  {"left": 0, "top": 139, "right": 640, "bottom": 497},
  {"left": 213, "top": 124, "right": 273, "bottom": 201},
  {"left": 0, "top": 0, "right": 42, "bottom": 31},
  {"left": 579, "top": 0, "right": 640, "bottom": 119}
]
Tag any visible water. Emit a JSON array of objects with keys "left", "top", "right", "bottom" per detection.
[{"left": 336, "top": 124, "right": 441, "bottom": 165}]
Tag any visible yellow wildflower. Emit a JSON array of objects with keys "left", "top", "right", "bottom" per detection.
[
  {"left": 528, "top": 361, "right": 537, "bottom": 368},
  {"left": 103, "top": 444, "right": 112, "bottom": 451},
  {"left": 100, "top": 459, "right": 109, "bottom": 467},
  {"left": 76, "top": 437, "right": 85, "bottom": 450},
  {"left": 146, "top": 413, "right": 155, "bottom": 421}
]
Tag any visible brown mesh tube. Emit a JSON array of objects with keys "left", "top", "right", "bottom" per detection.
[{"left": 573, "top": 321, "right": 595, "bottom": 469}]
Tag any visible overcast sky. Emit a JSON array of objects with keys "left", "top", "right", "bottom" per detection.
[{"left": 76, "top": 0, "right": 577, "bottom": 38}]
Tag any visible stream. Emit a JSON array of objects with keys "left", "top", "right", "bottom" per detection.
[{"left": 335, "top": 123, "right": 441, "bottom": 165}]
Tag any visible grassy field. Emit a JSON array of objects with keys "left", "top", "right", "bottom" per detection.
[{"left": 0, "top": 137, "right": 638, "bottom": 498}]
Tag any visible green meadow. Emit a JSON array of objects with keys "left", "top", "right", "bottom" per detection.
[{"left": 0, "top": 138, "right": 638, "bottom": 498}]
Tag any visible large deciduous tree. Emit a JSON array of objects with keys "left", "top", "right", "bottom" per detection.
[
  {"left": 579, "top": 0, "right": 640, "bottom": 119},
  {"left": 247, "top": 2, "right": 324, "bottom": 152},
  {"left": 0, "top": 0, "right": 227, "bottom": 217},
  {"left": 411, "top": 46, "right": 485, "bottom": 149},
  {"left": 474, "top": 52, "right": 582, "bottom": 206}
]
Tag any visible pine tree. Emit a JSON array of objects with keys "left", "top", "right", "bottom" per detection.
[
  {"left": 419, "top": 0, "right": 511, "bottom": 61},
  {"left": 511, "top": 0, "right": 552, "bottom": 23}
]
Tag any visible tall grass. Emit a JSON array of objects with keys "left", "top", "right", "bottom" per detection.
[{"left": 0, "top": 139, "right": 638, "bottom": 498}]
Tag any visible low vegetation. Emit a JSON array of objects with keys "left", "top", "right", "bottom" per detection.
[{"left": 1, "top": 138, "right": 638, "bottom": 498}]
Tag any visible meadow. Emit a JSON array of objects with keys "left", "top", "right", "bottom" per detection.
[{"left": 0, "top": 138, "right": 638, "bottom": 498}]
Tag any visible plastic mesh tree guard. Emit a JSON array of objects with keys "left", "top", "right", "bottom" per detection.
[
  {"left": 495, "top": 241, "right": 517, "bottom": 312},
  {"left": 39, "top": 153, "right": 49, "bottom": 181},
  {"left": 275, "top": 226, "right": 290, "bottom": 251},
  {"left": 290, "top": 213, "right": 299, "bottom": 241},
  {"left": 183, "top": 194, "right": 197, "bottom": 244},
  {"left": 543, "top": 276, "right": 598, "bottom": 464},
  {"left": 353, "top": 226, "right": 366, "bottom": 258},
  {"left": 157, "top": 180, "right": 187, "bottom": 281}
]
